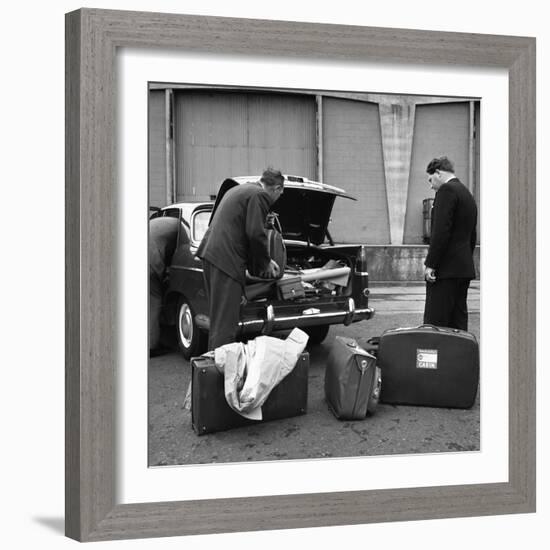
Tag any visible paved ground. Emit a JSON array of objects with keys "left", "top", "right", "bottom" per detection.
[{"left": 148, "top": 282, "right": 480, "bottom": 466}]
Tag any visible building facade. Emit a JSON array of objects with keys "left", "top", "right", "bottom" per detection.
[{"left": 149, "top": 85, "right": 480, "bottom": 280}]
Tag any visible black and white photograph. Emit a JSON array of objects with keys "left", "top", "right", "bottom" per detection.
[
  {"left": 147, "top": 83, "right": 481, "bottom": 466},
  {"left": 3, "top": 0, "right": 544, "bottom": 547}
]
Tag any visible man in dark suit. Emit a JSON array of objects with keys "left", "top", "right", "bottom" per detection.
[
  {"left": 149, "top": 216, "right": 179, "bottom": 352},
  {"left": 197, "top": 168, "right": 284, "bottom": 350},
  {"left": 423, "top": 156, "right": 478, "bottom": 331}
]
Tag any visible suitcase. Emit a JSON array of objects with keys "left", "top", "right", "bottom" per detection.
[
  {"left": 191, "top": 351, "right": 309, "bottom": 435},
  {"left": 276, "top": 276, "right": 306, "bottom": 300},
  {"left": 247, "top": 212, "right": 286, "bottom": 279},
  {"left": 378, "top": 324, "right": 479, "bottom": 408},
  {"left": 266, "top": 212, "right": 286, "bottom": 278},
  {"left": 324, "top": 336, "right": 381, "bottom": 420}
]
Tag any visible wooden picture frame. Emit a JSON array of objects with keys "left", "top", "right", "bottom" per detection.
[{"left": 65, "top": 8, "right": 536, "bottom": 542}]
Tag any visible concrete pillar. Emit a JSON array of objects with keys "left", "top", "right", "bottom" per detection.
[{"left": 379, "top": 101, "right": 416, "bottom": 245}]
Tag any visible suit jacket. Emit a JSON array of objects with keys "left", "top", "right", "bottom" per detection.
[
  {"left": 197, "top": 182, "right": 272, "bottom": 286},
  {"left": 425, "top": 177, "right": 478, "bottom": 279},
  {"left": 149, "top": 216, "right": 179, "bottom": 292}
]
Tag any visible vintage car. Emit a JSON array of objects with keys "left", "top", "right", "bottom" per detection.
[{"left": 152, "top": 175, "right": 375, "bottom": 359}]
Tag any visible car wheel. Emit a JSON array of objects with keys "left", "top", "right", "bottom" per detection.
[
  {"left": 304, "top": 324, "right": 330, "bottom": 345},
  {"left": 176, "top": 297, "right": 207, "bottom": 360}
]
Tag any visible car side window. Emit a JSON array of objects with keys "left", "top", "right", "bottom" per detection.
[{"left": 192, "top": 211, "right": 210, "bottom": 243}]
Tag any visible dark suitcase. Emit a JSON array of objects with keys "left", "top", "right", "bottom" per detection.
[
  {"left": 266, "top": 212, "right": 286, "bottom": 278},
  {"left": 324, "top": 336, "right": 381, "bottom": 420},
  {"left": 247, "top": 212, "right": 286, "bottom": 279},
  {"left": 378, "top": 325, "right": 479, "bottom": 408},
  {"left": 276, "top": 276, "right": 306, "bottom": 300},
  {"left": 191, "top": 351, "right": 309, "bottom": 435}
]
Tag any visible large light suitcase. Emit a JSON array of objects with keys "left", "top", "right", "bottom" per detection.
[
  {"left": 378, "top": 325, "right": 479, "bottom": 408},
  {"left": 191, "top": 352, "right": 309, "bottom": 435},
  {"left": 324, "top": 336, "right": 381, "bottom": 420}
]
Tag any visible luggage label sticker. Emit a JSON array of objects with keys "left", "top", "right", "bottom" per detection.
[{"left": 416, "top": 348, "right": 438, "bottom": 369}]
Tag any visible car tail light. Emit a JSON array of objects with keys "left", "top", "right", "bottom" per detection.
[
  {"left": 354, "top": 245, "right": 369, "bottom": 308},
  {"left": 355, "top": 245, "right": 369, "bottom": 275}
]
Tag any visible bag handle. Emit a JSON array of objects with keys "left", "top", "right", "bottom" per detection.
[
  {"left": 343, "top": 338, "right": 375, "bottom": 358},
  {"left": 417, "top": 324, "right": 443, "bottom": 332},
  {"left": 266, "top": 212, "right": 283, "bottom": 233},
  {"left": 416, "top": 324, "right": 460, "bottom": 334}
]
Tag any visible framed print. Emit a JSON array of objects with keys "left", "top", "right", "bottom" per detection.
[{"left": 65, "top": 8, "right": 535, "bottom": 542}]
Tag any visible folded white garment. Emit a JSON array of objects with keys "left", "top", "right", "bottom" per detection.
[{"left": 214, "top": 328, "right": 309, "bottom": 420}]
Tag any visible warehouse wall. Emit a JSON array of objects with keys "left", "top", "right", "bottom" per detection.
[{"left": 148, "top": 87, "right": 480, "bottom": 257}]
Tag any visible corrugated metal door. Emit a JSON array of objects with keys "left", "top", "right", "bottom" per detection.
[
  {"left": 404, "top": 102, "right": 470, "bottom": 244},
  {"left": 322, "top": 97, "right": 389, "bottom": 244},
  {"left": 175, "top": 92, "right": 316, "bottom": 200},
  {"left": 148, "top": 90, "right": 167, "bottom": 207}
]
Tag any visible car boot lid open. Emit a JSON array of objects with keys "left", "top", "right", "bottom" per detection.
[{"left": 211, "top": 175, "right": 356, "bottom": 246}]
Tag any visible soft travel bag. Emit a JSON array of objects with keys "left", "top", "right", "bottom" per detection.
[{"left": 324, "top": 336, "right": 381, "bottom": 420}]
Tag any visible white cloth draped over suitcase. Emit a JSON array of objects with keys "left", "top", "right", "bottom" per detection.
[{"left": 214, "top": 328, "right": 309, "bottom": 420}]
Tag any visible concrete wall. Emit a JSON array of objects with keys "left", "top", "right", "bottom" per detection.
[{"left": 366, "top": 245, "right": 480, "bottom": 282}]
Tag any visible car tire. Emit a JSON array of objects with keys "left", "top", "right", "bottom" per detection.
[
  {"left": 304, "top": 324, "right": 330, "bottom": 345},
  {"left": 176, "top": 296, "right": 207, "bottom": 360}
]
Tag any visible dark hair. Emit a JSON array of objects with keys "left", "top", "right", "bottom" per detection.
[
  {"left": 260, "top": 167, "right": 284, "bottom": 189},
  {"left": 426, "top": 156, "right": 455, "bottom": 174}
]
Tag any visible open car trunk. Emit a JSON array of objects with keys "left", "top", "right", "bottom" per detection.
[
  {"left": 201, "top": 175, "right": 371, "bottom": 338},
  {"left": 244, "top": 243, "right": 357, "bottom": 303}
]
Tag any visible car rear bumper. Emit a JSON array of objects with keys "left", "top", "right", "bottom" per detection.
[{"left": 238, "top": 298, "right": 375, "bottom": 335}]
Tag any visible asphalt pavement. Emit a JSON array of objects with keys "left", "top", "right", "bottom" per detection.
[{"left": 148, "top": 281, "right": 480, "bottom": 466}]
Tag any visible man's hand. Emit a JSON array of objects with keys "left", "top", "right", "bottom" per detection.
[
  {"left": 261, "top": 259, "right": 280, "bottom": 279},
  {"left": 424, "top": 267, "right": 436, "bottom": 283}
]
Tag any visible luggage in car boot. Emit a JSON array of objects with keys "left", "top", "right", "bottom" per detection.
[
  {"left": 266, "top": 212, "right": 286, "bottom": 277},
  {"left": 378, "top": 325, "right": 479, "bottom": 408},
  {"left": 191, "top": 352, "right": 309, "bottom": 435},
  {"left": 324, "top": 336, "right": 381, "bottom": 420},
  {"left": 247, "top": 212, "right": 286, "bottom": 279},
  {"left": 277, "top": 276, "right": 306, "bottom": 300}
]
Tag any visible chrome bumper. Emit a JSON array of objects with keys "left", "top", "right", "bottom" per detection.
[{"left": 238, "top": 298, "right": 375, "bottom": 335}]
